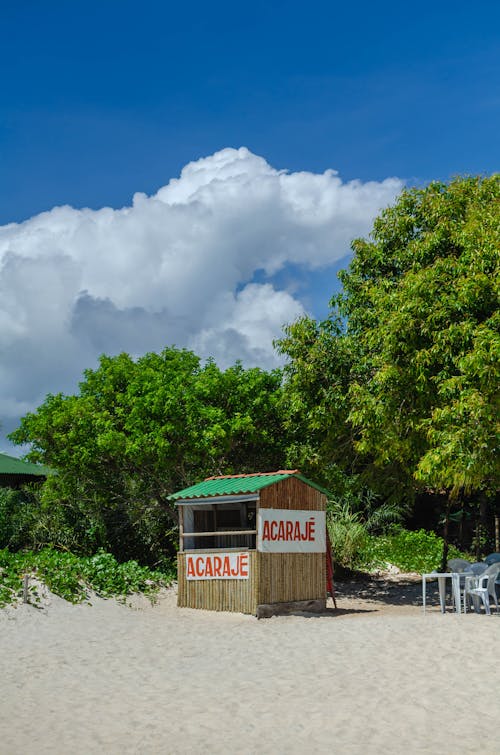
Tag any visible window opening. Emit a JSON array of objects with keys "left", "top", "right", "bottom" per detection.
[{"left": 181, "top": 501, "right": 257, "bottom": 550}]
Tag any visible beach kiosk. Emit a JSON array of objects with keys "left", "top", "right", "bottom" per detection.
[{"left": 170, "top": 470, "right": 329, "bottom": 617}]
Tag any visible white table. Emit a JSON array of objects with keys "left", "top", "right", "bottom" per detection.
[{"left": 422, "top": 572, "right": 472, "bottom": 614}]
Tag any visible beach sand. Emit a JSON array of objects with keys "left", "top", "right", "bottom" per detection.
[{"left": 1, "top": 576, "right": 499, "bottom": 755}]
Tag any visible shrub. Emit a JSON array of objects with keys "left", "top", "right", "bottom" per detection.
[
  {"left": 327, "top": 502, "right": 369, "bottom": 569},
  {"left": 0, "top": 547, "right": 175, "bottom": 607},
  {"left": 358, "top": 528, "right": 469, "bottom": 573}
]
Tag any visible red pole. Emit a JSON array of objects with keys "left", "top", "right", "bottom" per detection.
[{"left": 326, "top": 530, "right": 337, "bottom": 609}]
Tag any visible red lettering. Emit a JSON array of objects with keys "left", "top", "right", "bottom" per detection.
[
  {"left": 231, "top": 560, "right": 240, "bottom": 576},
  {"left": 195, "top": 557, "right": 204, "bottom": 577},
  {"left": 278, "top": 521, "right": 285, "bottom": 540},
  {"left": 204, "top": 557, "right": 213, "bottom": 577},
  {"left": 262, "top": 520, "right": 271, "bottom": 541},
  {"left": 294, "top": 521, "right": 302, "bottom": 541},
  {"left": 302, "top": 518, "right": 313, "bottom": 541},
  {"left": 309, "top": 518, "right": 315, "bottom": 541},
  {"left": 186, "top": 553, "right": 250, "bottom": 579},
  {"left": 286, "top": 521, "right": 293, "bottom": 540},
  {"left": 213, "top": 556, "right": 222, "bottom": 577},
  {"left": 239, "top": 553, "right": 249, "bottom": 577},
  {"left": 270, "top": 521, "right": 278, "bottom": 540}
]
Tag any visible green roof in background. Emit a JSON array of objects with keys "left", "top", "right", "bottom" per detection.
[
  {"left": 169, "top": 470, "right": 329, "bottom": 502},
  {"left": 0, "top": 452, "right": 51, "bottom": 480}
]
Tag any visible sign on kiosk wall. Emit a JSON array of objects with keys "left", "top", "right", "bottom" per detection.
[
  {"left": 186, "top": 552, "right": 250, "bottom": 580},
  {"left": 257, "top": 508, "right": 326, "bottom": 553}
]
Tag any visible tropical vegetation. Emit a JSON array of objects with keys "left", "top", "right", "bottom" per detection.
[{"left": 1, "top": 175, "right": 498, "bottom": 594}]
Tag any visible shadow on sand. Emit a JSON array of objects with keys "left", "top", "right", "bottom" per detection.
[{"left": 271, "top": 575, "right": 500, "bottom": 619}]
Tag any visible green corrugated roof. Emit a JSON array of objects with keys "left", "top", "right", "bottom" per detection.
[
  {"left": 169, "top": 471, "right": 329, "bottom": 501},
  {"left": 0, "top": 452, "right": 51, "bottom": 478}
]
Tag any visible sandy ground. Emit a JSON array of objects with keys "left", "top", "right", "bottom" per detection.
[{"left": 1, "top": 576, "right": 499, "bottom": 755}]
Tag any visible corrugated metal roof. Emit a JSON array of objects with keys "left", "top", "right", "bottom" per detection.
[
  {"left": 169, "top": 470, "right": 329, "bottom": 501},
  {"left": 0, "top": 452, "right": 50, "bottom": 477}
]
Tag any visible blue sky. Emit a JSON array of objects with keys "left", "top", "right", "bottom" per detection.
[
  {"left": 3, "top": 0, "right": 499, "bottom": 224},
  {"left": 1, "top": 0, "right": 499, "bottom": 452}
]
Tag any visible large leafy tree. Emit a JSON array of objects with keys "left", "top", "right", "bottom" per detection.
[
  {"left": 10, "top": 348, "right": 287, "bottom": 562},
  {"left": 342, "top": 175, "right": 499, "bottom": 499},
  {"left": 276, "top": 315, "right": 359, "bottom": 488},
  {"left": 279, "top": 176, "right": 499, "bottom": 535}
]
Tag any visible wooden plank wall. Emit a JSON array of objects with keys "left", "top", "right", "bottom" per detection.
[
  {"left": 177, "top": 551, "right": 258, "bottom": 614},
  {"left": 257, "top": 552, "right": 325, "bottom": 604},
  {"left": 257, "top": 477, "right": 327, "bottom": 605},
  {"left": 259, "top": 476, "right": 326, "bottom": 511}
]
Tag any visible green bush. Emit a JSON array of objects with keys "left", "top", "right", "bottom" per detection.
[
  {"left": 0, "top": 547, "right": 175, "bottom": 607},
  {"left": 358, "top": 528, "right": 469, "bottom": 573},
  {"left": 0, "top": 479, "right": 178, "bottom": 568},
  {"left": 327, "top": 502, "right": 369, "bottom": 569},
  {"left": 0, "top": 487, "right": 43, "bottom": 550}
]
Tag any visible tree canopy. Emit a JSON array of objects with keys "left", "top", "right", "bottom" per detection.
[
  {"left": 279, "top": 175, "right": 499, "bottom": 506},
  {"left": 10, "top": 348, "right": 287, "bottom": 562}
]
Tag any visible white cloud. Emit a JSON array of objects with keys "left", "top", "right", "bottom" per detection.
[
  {"left": 0, "top": 147, "right": 403, "bottom": 447},
  {"left": 189, "top": 283, "right": 305, "bottom": 368}
]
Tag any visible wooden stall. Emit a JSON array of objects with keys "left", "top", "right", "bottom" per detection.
[{"left": 170, "top": 470, "right": 329, "bottom": 618}]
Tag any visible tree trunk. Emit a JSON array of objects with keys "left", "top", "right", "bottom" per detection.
[
  {"left": 479, "top": 494, "right": 489, "bottom": 558},
  {"left": 459, "top": 505, "right": 465, "bottom": 551},
  {"left": 440, "top": 495, "right": 452, "bottom": 573}
]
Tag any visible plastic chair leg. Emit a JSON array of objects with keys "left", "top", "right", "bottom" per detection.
[{"left": 483, "top": 594, "right": 491, "bottom": 615}]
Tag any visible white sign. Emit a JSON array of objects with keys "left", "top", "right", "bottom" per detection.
[
  {"left": 185, "top": 552, "right": 250, "bottom": 580},
  {"left": 257, "top": 508, "right": 326, "bottom": 553}
]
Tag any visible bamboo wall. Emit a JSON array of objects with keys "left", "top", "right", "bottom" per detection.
[
  {"left": 257, "top": 552, "right": 325, "bottom": 604},
  {"left": 257, "top": 477, "right": 326, "bottom": 606},
  {"left": 259, "top": 476, "right": 326, "bottom": 512},
  {"left": 177, "top": 551, "right": 258, "bottom": 614}
]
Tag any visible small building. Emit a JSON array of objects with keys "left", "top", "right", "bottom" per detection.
[
  {"left": 0, "top": 452, "right": 50, "bottom": 488},
  {"left": 169, "top": 470, "right": 329, "bottom": 618}
]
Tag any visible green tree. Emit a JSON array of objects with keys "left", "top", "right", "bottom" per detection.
[
  {"left": 342, "top": 176, "right": 499, "bottom": 498},
  {"left": 10, "top": 348, "right": 287, "bottom": 563},
  {"left": 279, "top": 176, "right": 499, "bottom": 553},
  {"left": 276, "top": 316, "right": 369, "bottom": 491}
]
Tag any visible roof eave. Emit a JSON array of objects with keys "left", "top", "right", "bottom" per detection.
[{"left": 175, "top": 493, "right": 260, "bottom": 506}]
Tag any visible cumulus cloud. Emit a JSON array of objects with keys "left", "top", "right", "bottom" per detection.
[{"left": 0, "top": 147, "right": 403, "bottom": 447}]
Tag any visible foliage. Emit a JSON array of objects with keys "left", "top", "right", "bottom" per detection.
[
  {"left": 276, "top": 316, "right": 359, "bottom": 491},
  {"left": 328, "top": 476, "right": 406, "bottom": 534},
  {"left": 358, "top": 528, "right": 469, "bottom": 573},
  {"left": 341, "top": 175, "right": 500, "bottom": 499},
  {"left": 327, "top": 488, "right": 406, "bottom": 569},
  {"left": 327, "top": 502, "right": 369, "bottom": 569},
  {"left": 0, "top": 487, "right": 38, "bottom": 549},
  {"left": 278, "top": 176, "right": 500, "bottom": 514},
  {"left": 0, "top": 547, "right": 175, "bottom": 607},
  {"left": 9, "top": 348, "right": 288, "bottom": 563}
]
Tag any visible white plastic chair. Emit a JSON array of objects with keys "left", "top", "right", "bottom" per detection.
[
  {"left": 464, "top": 564, "right": 500, "bottom": 613},
  {"left": 447, "top": 558, "right": 471, "bottom": 573},
  {"left": 464, "top": 573, "right": 491, "bottom": 615},
  {"left": 485, "top": 553, "right": 500, "bottom": 566},
  {"left": 485, "top": 563, "right": 500, "bottom": 612},
  {"left": 468, "top": 562, "right": 487, "bottom": 575},
  {"left": 446, "top": 559, "right": 472, "bottom": 607}
]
